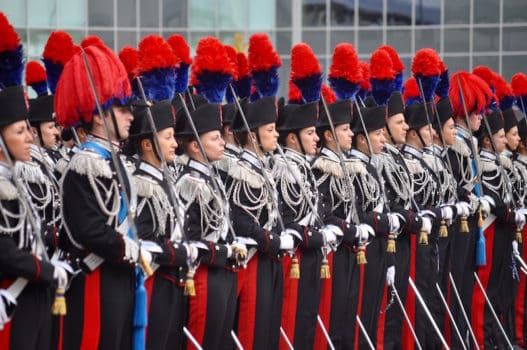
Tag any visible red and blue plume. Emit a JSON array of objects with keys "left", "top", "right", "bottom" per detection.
[
  {"left": 328, "top": 43, "right": 361, "bottom": 100},
  {"left": 193, "top": 36, "right": 234, "bottom": 103},
  {"left": 248, "top": 33, "right": 282, "bottom": 98},
  {"left": 224, "top": 45, "right": 238, "bottom": 103},
  {"left": 411, "top": 48, "right": 441, "bottom": 102},
  {"left": 25, "top": 61, "right": 48, "bottom": 96},
  {"left": 357, "top": 61, "right": 371, "bottom": 101},
  {"left": 472, "top": 66, "right": 496, "bottom": 92},
  {"left": 321, "top": 84, "right": 337, "bottom": 104},
  {"left": 435, "top": 59, "right": 450, "bottom": 99},
  {"left": 379, "top": 45, "right": 404, "bottom": 91},
  {"left": 118, "top": 46, "right": 139, "bottom": 99},
  {"left": 290, "top": 43, "right": 322, "bottom": 103},
  {"left": 471, "top": 73, "right": 494, "bottom": 114},
  {"left": 0, "top": 12, "right": 23, "bottom": 88},
  {"left": 369, "top": 49, "right": 396, "bottom": 105},
  {"left": 403, "top": 77, "right": 421, "bottom": 106},
  {"left": 494, "top": 73, "right": 515, "bottom": 110},
  {"left": 42, "top": 31, "right": 76, "bottom": 94},
  {"left": 234, "top": 52, "right": 251, "bottom": 99},
  {"left": 81, "top": 35, "right": 105, "bottom": 48},
  {"left": 167, "top": 34, "right": 192, "bottom": 94},
  {"left": 288, "top": 80, "right": 303, "bottom": 104},
  {"left": 512, "top": 72, "right": 527, "bottom": 114},
  {"left": 136, "top": 34, "right": 180, "bottom": 102},
  {"left": 449, "top": 71, "right": 489, "bottom": 117}
]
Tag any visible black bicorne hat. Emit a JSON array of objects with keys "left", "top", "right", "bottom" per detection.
[
  {"left": 28, "top": 94, "right": 55, "bottom": 124},
  {"left": 478, "top": 109, "right": 504, "bottom": 138},
  {"left": 277, "top": 101, "right": 318, "bottom": 132},
  {"left": 405, "top": 101, "right": 434, "bottom": 130},
  {"left": 353, "top": 104, "right": 387, "bottom": 133},
  {"left": 0, "top": 86, "right": 29, "bottom": 128},
  {"left": 221, "top": 103, "right": 238, "bottom": 126},
  {"left": 231, "top": 96, "right": 277, "bottom": 132},
  {"left": 176, "top": 102, "right": 223, "bottom": 137},
  {"left": 318, "top": 99, "right": 353, "bottom": 128},
  {"left": 502, "top": 107, "right": 519, "bottom": 133},
  {"left": 433, "top": 96, "right": 453, "bottom": 131},
  {"left": 387, "top": 91, "right": 405, "bottom": 119},
  {"left": 517, "top": 111, "right": 527, "bottom": 139},
  {"left": 129, "top": 99, "right": 175, "bottom": 139}
]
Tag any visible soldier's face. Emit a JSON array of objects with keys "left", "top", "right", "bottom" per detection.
[
  {"left": 335, "top": 123, "right": 353, "bottom": 151},
  {"left": 418, "top": 124, "right": 433, "bottom": 147},
  {"left": 111, "top": 105, "right": 134, "bottom": 140},
  {"left": 385, "top": 113, "right": 408, "bottom": 145},
  {"left": 1, "top": 120, "right": 33, "bottom": 162},
  {"left": 257, "top": 122, "right": 279, "bottom": 153},
  {"left": 299, "top": 126, "right": 319, "bottom": 156},
  {"left": 492, "top": 129, "right": 507, "bottom": 153},
  {"left": 200, "top": 129, "right": 224, "bottom": 162},
  {"left": 506, "top": 126, "right": 520, "bottom": 151},
  {"left": 468, "top": 112, "right": 482, "bottom": 132},
  {"left": 39, "top": 121, "right": 60, "bottom": 149},
  {"left": 157, "top": 127, "right": 178, "bottom": 163},
  {"left": 368, "top": 128, "right": 385, "bottom": 154},
  {"left": 442, "top": 118, "right": 456, "bottom": 146}
]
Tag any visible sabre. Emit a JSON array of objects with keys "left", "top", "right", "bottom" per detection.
[
  {"left": 280, "top": 326, "right": 295, "bottom": 350},
  {"left": 356, "top": 315, "right": 375, "bottom": 350},
  {"left": 473, "top": 272, "right": 514, "bottom": 349},
  {"left": 514, "top": 251, "right": 527, "bottom": 273},
  {"left": 317, "top": 314, "right": 336, "bottom": 350},
  {"left": 408, "top": 277, "right": 450, "bottom": 349},
  {"left": 231, "top": 330, "right": 244, "bottom": 350},
  {"left": 449, "top": 273, "right": 480, "bottom": 350},
  {"left": 391, "top": 286, "right": 423, "bottom": 350},
  {"left": 183, "top": 326, "right": 203, "bottom": 350},
  {"left": 435, "top": 283, "right": 466, "bottom": 350}
]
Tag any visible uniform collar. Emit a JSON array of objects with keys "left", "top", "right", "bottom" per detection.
[
  {"left": 456, "top": 124, "right": 471, "bottom": 139},
  {"left": 384, "top": 143, "right": 400, "bottom": 154},
  {"left": 501, "top": 149, "right": 513, "bottom": 160},
  {"left": 349, "top": 148, "right": 370, "bottom": 164},
  {"left": 319, "top": 147, "right": 340, "bottom": 162},
  {"left": 402, "top": 144, "right": 423, "bottom": 159},
  {"left": 284, "top": 148, "right": 307, "bottom": 164},
  {"left": 187, "top": 158, "right": 211, "bottom": 177},
  {"left": 138, "top": 160, "right": 163, "bottom": 182},
  {"left": 0, "top": 161, "right": 12, "bottom": 179},
  {"left": 225, "top": 142, "right": 241, "bottom": 156},
  {"left": 480, "top": 149, "right": 496, "bottom": 161},
  {"left": 240, "top": 149, "right": 262, "bottom": 170},
  {"left": 426, "top": 144, "right": 445, "bottom": 157}
]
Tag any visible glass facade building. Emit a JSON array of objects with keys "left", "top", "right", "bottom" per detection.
[{"left": 1, "top": 0, "right": 526, "bottom": 98}]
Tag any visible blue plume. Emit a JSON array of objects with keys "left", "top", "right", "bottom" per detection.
[
  {"left": 357, "top": 88, "right": 370, "bottom": 102},
  {"left": 394, "top": 72, "right": 404, "bottom": 92},
  {"left": 252, "top": 66, "right": 280, "bottom": 97},
  {"left": 234, "top": 76, "right": 251, "bottom": 99},
  {"left": 436, "top": 70, "right": 450, "bottom": 99},
  {"left": 293, "top": 73, "right": 322, "bottom": 103},
  {"left": 31, "top": 81, "right": 48, "bottom": 97},
  {"left": 499, "top": 95, "right": 516, "bottom": 111},
  {"left": 371, "top": 78, "right": 395, "bottom": 105},
  {"left": 414, "top": 74, "right": 440, "bottom": 102},
  {"left": 0, "top": 45, "right": 24, "bottom": 88},
  {"left": 141, "top": 67, "right": 176, "bottom": 102},
  {"left": 519, "top": 96, "right": 527, "bottom": 114},
  {"left": 328, "top": 77, "right": 360, "bottom": 100},
  {"left": 196, "top": 70, "right": 232, "bottom": 103},
  {"left": 174, "top": 63, "right": 190, "bottom": 94},
  {"left": 42, "top": 59, "right": 62, "bottom": 94},
  {"left": 250, "top": 88, "right": 260, "bottom": 102}
]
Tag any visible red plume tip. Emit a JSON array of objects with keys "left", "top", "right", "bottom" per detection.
[
  {"left": 248, "top": 33, "right": 282, "bottom": 72},
  {"left": 329, "top": 43, "right": 361, "bottom": 83},
  {"left": 167, "top": 34, "right": 192, "bottom": 65},
  {"left": 378, "top": 45, "right": 404, "bottom": 73},
  {"left": 411, "top": 48, "right": 441, "bottom": 77},
  {"left": 321, "top": 84, "right": 337, "bottom": 104},
  {"left": 512, "top": 72, "right": 527, "bottom": 97},
  {"left": 370, "top": 49, "right": 395, "bottom": 80},
  {"left": 118, "top": 46, "right": 138, "bottom": 79},
  {"left": 193, "top": 37, "right": 233, "bottom": 76},
  {"left": 403, "top": 77, "right": 420, "bottom": 100},
  {"left": 224, "top": 45, "right": 239, "bottom": 81},
  {"left": 472, "top": 66, "right": 495, "bottom": 87},
  {"left": 25, "top": 61, "right": 47, "bottom": 85},
  {"left": 358, "top": 61, "right": 371, "bottom": 91},
  {"left": 80, "top": 35, "right": 105, "bottom": 48},
  {"left": 43, "top": 31, "right": 76, "bottom": 65},
  {"left": 438, "top": 59, "right": 448, "bottom": 74},
  {"left": 137, "top": 34, "right": 180, "bottom": 74},
  {"left": 237, "top": 52, "right": 250, "bottom": 78},
  {"left": 290, "top": 43, "right": 321, "bottom": 80},
  {"left": 493, "top": 73, "right": 513, "bottom": 99},
  {"left": 288, "top": 80, "right": 302, "bottom": 102},
  {"left": 0, "top": 12, "right": 21, "bottom": 52}
]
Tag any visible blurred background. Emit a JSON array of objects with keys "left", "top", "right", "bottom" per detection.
[{"left": 1, "top": 0, "right": 525, "bottom": 97}]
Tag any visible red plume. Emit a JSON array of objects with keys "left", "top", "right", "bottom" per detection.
[
  {"left": 370, "top": 49, "right": 395, "bottom": 80},
  {"left": 378, "top": 45, "right": 404, "bottom": 73},
  {"left": 42, "top": 31, "right": 76, "bottom": 65},
  {"left": 438, "top": 59, "right": 447, "bottom": 74},
  {"left": 328, "top": 43, "right": 361, "bottom": 83},
  {"left": 193, "top": 37, "right": 233, "bottom": 75},
  {"left": 321, "top": 84, "right": 337, "bottom": 104},
  {"left": 224, "top": 45, "right": 238, "bottom": 81},
  {"left": 512, "top": 72, "right": 527, "bottom": 97},
  {"left": 248, "top": 33, "right": 282, "bottom": 72},
  {"left": 358, "top": 61, "right": 371, "bottom": 91},
  {"left": 118, "top": 46, "right": 138, "bottom": 79},
  {"left": 411, "top": 48, "right": 441, "bottom": 76},
  {"left": 0, "top": 12, "right": 21, "bottom": 52},
  {"left": 237, "top": 52, "right": 250, "bottom": 78},
  {"left": 290, "top": 43, "right": 321, "bottom": 80},
  {"left": 470, "top": 73, "right": 493, "bottom": 112},
  {"left": 472, "top": 66, "right": 495, "bottom": 88},
  {"left": 493, "top": 73, "right": 512, "bottom": 100},
  {"left": 81, "top": 35, "right": 105, "bottom": 48},
  {"left": 167, "top": 34, "right": 192, "bottom": 65},
  {"left": 403, "top": 77, "right": 420, "bottom": 101},
  {"left": 449, "top": 71, "right": 491, "bottom": 117},
  {"left": 25, "top": 61, "right": 46, "bottom": 85},
  {"left": 288, "top": 80, "right": 302, "bottom": 102},
  {"left": 136, "top": 35, "right": 179, "bottom": 74}
]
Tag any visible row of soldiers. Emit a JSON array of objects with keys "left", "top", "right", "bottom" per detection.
[{"left": 1, "top": 10, "right": 527, "bottom": 350}]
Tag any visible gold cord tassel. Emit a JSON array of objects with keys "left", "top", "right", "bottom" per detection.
[
  {"left": 460, "top": 216, "right": 469, "bottom": 233},
  {"left": 184, "top": 271, "right": 196, "bottom": 296},
  {"left": 289, "top": 255, "right": 300, "bottom": 279},
  {"left": 386, "top": 234, "right": 396, "bottom": 253},
  {"left": 517, "top": 229, "right": 523, "bottom": 244},
  {"left": 320, "top": 256, "right": 331, "bottom": 279},
  {"left": 51, "top": 287, "right": 67, "bottom": 315},
  {"left": 478, "top": 210, "right": 484, "bottom": 228},
  {"left": 439, "top": 220, "right": 448, "bottom": 238},
  {"left": 419, "top": 229, "right": 429, "bottom": 245},
  {"left": 356, "top": 246, "right": 367, "bottom": 265}
]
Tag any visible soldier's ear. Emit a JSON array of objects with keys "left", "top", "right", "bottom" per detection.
[
  {"left": 141, "top": 139, "right": 153, "bottom": 152},
  {"left": 323, "top": 129, "right": 333, "bottom": 142}
]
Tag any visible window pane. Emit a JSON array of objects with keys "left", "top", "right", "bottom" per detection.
[
  {"left": 303, "top": 30, "right": 326, "bottom": 55},
  {"left": 444, "top": 0, "right": 469, "bottom": 24},
  {"left": 219, "top": 0, "right": 245, "bottom": 30},
  {"left": 117, "top": 31, "right": 137, "bottom": 50},
  {"left": 415, "top": 28, "right": 440, "bottom": 51},
  {"left": 59, "top": 0, "right": 86, "bottom": 27},
  {"left": 163, "top": 0, "right": 188, "bottom": 28},
  {"left": 387, "top": 29, "right": 411, "bottom": 54},
  {"left": 473, "top": 27, "right": 499, "bottom": 52},
  {"left": 278, "top": 58, "right": 290, "bottom": 99},
  {"left": 359, "top": 0, "right": 383, "bottom": 26},
  {"left": 330, "top": 30, "right": 356, "bottom": 50},
  {"left": 444, "top": 28, "right": 469, "bottom": 52},
  {"left": 190, "top": 0, "right": 215, "bottom": 29},
  {"left": 474, "top": 0, "right": 499, "bottom": 24},
  {"left": 118, "top": 0, "right": 136, "bottom": 27},
  {"left": 303, "top": 0, "right": 326, "bottom": 27},
  {"left": 443, "top": 56, "right": 469, "bottom": 74},
  {"left": 28, "top": 29, "right": 52, "bottom": 58},
  {"left": 358, "top": 29, "right": 382, "bottom": 55},
  {"left": 472, "top": 56, "right": 498, "bottom": 72},
  {"left": 400, "top": 57, "right": 411, "bottom": 81},
  {"left": 503, "top": 55, "right": 527, "bottom": 81},
  {"left": 88, "top": 30, "right": 115, "bottom": 49},
  {"left": 503, "top": 0, "right": 527, "bottom": 23},
  {"left": 387, "top": 0, "right": 411, "bottom": 26},
  {"left": 219, "top": 31, "right": 239, "bottom": 46},
  {"left": 331, "top": 0, "right": 355, "bottom": 26},
  {"left": 277, "top": 0, "right": 292, "bottom": 27},
  {"left": 0, "top": 1, "right": 26, "bottom": 27},
  {"left": 503, "top": 27, "right": 527, "bottom": 52},
  {"left": 276, "top": 31, "right": 292, "bottom": 55},
  {"left": 88, "top": 0, "right": 113, "bottom": 27},
  {"left": 415, "top": 0, "right": 440, "bottom": 25},
  {"left": 140, "top": 0, "right": 159, "bottom": 28},
  {"left": 29, "top": 0, "right": 56, "bottom": 28},
  {"left": 190, "top": 31, "right": 215, "bottom": 52},
  {"left": 249, "top": 1, "right": 275, "bottom": 30}
]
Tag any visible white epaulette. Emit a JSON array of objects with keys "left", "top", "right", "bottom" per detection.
[
  {"left": 215, "top": 153, "right": 238, "bottom": 174},
  {"left": 404, "top": 157, "right": 423, "bottom": 175},
  {"left": 500, "top": 154, "right": 512, "bottom": 170},
  {"left": 479, "top": 157, "right": 498, "bottom": 172},
  {"left": 422, "top": 152, "right": 444, "bottom": 172},
  {"left": 134, "top": 175, "right": 160, "bottom": 198},
  {"left": 0, "top": 177, "right": 18, "bottom": 200},
  {"left": 228, "top": 161, "right": 265, "bottom": 188},
  {"left": 55, "top": 157, "right": 69, "bottom": 175},
  {"left": 14, "top": 161, "right": 47, "bottom": 184},
  {"left": 451, "top": 137, "right": 471, "bottom": 157},
  {"left": 272, "top": 156, "right": 297, "bottom": 184},
  {"left": 174, "top": 172, "right": 214, "bottom": 204},
  {"left": 312, "top": 156, "right": 344, "bottom": 178},
  {"left": 67, "top": 150, "right": 112, "bottom": 179},
  {"left": 345, "top": 158, "right": 368, "bottom": 175}
]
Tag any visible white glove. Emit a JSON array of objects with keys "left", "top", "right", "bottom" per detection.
[
  {"left": 229, "top": 242, "right": 248, "bottom": 259},
  {"left": 517, "top": 208, "right": 527, "bottom": 218},
  {"left": 455, "top": 202, "right": 471, "bottom": 217},
  {"left": 280, "top": 234, "right": 295, "bottom": 250},
  {"left": 419, "top": 209, "right": 436, "bottom": 219},
  {"left": 355, "top": 223, "right": 375, "bottom": 242},
  {"left": 140, "top": 248, "right": 152, "bottom": 265},
  {"left": 515, "top": 210, "right": 526, "bottom": 228},
  {"left": 441, "top": 206, "right": 454, "bottom": 221},
  {"left": 479, "top": 195, "right": 495, "bottom": 217},
  {"left": 422, "top": 217, "right": 432, "bottom": 234},
  {"left": 0, "top": 290, "right": 15, "bottom": 330},
  {"left": 513, "top": 240, "right": 520, "bottom": 256},
  {"left": 53, "top": 265, "right": 68, "bottom": 289},
  {"left": 388, "top": 213, "right": 403, "bottom": 233},
  {"left": 386, "top": 266, "right": 395, "bottom": 286},
  {"left": 319, "top": 226, "right": 338, "bottom": 244},
  {"left": 123, "top": 236, "right": 140, "bottom": 262},
  {"left": 183, "top": 242, "right": 199, "bottom": 263},
  {"left": 281, "top": 228, "right": 302, "bottom": 241}
]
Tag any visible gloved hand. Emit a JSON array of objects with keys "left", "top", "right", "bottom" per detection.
[
  {"left": 123, "top": 236, "right": 140, "bottom": 263},
  {"left": 355, "top": 223, "right": 375, "bottom": 242},
  {"left": 421, "top": 217, "right": 432, "bottom": 235},
  {"left": 140, "top": 248, "right": 152, "bottom": 265},
  {"left": 280, "top": 234, "right": 295, "bottom": 250},
  {"left": 513, "top": 240, "right": 520, "bottom": 256},
  {"left": 229, "top": 242, "right": 248, "bottom": 259},
  {"left": 455, "top": 201, "right": 471, "bottom": 217},
  {"left": 388, "top": 213, "right": 404, "bottom": 233},
  {"left": 320, "top": 225, "right": 342, "bottom": 244},
  {"left": 441, "top": 205, "right": 455, "bottom": 221},
  {"left": 53, "top": 265, "right": 68, "bottom": 289},
  {"left": 419, "top": 209, "right": 436, "bottom": 219},
  {"left": 0, "top": 289, "right": 16, "bottom": 330},
  {"left": 386, "top": 266, "right": 395, "bottom": 286},
  {"left": 479, "top": 195, "right": 495, "bottom": 217},
  {"left": 183, "top": 242, "right": 199, "bottom": 263},
  {"left": 515, "top": 210, "right": 526, "bottom": 228}
]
